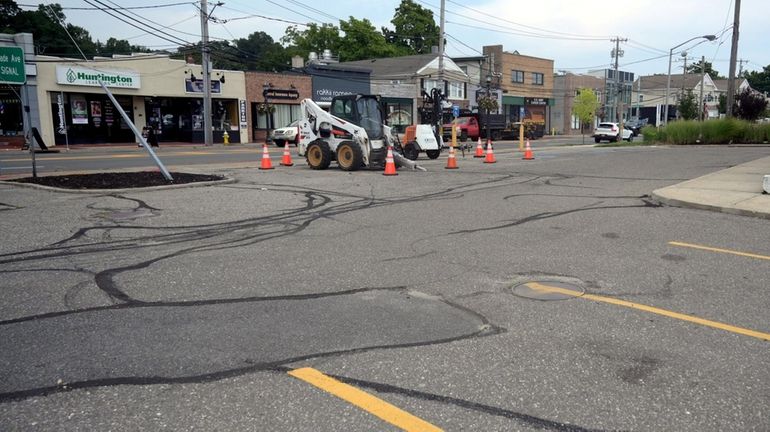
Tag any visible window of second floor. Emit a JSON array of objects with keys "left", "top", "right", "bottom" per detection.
[
  {"left": 511, "top": 70, "right": 524, "bottom": 83},
  {"left": 448, "top": 82, "right": 465, "bottom": 99},
  {"left": 532, "top": 72, "right": 544, "bottom": 85}
]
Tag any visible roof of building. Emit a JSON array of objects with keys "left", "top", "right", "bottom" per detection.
[
  {"left": 712, "top": 78, "right": 748, "bottom": 91},
  {"left": 636, "top": 74, "right": 709, "bottom": 90},
  {"left": 340, "top": 54, "right": 467, "bottom": 81}
]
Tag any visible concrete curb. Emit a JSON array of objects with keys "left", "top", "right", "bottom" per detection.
[{"left": 651, "top": 189, "right": 770, "bottom": 220}]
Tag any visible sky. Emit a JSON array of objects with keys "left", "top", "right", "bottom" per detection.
[{"left": 40, "top": 0, "right": 769, "bottom": 78}]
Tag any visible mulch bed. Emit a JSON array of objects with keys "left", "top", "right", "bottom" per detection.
[{"left": 9, "top": 172, "right": 225, "bottom": 190}]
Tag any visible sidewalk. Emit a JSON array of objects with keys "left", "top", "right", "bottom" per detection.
[{"left": 652, "top": 155, "right": 770, "bottom": 220}]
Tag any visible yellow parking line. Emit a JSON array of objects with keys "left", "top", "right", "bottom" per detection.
[
  {"left": 668, "top": 241, "right": 770, "bottom": 261},
  {"left": 526, "top": 282, "right": 770, "bottom": 341},
  {"left": 288, "top": 367, "right": 443, "bottom": 432}
]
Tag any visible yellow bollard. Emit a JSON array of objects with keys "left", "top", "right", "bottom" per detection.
[{"left": 223, "top": 130, "right": 230, "bottom": 145}]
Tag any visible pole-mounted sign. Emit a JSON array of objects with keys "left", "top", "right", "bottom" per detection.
[{"left": 0, "top": 46, "right": 26, "bottom": 85}]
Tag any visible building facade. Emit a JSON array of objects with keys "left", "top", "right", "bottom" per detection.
[
  {"left": 245, "top": 71, "right": 311, "bottom": 143},
  {"left": 34, "top": 54, "right": 248, "bottom": 146},
  {"left": 632, "top": 74, "right": 724, "bottom": 125},
  {"left": 482, "top": 45, "right": 554, "bottom": 132},
  {"left": 552, "top": 73, "right": 604, "bottom": 135},
  {"left": 586, "top": 69, "right": 634, "bottom": 123}
]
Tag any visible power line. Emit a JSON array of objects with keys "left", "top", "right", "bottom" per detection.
[
  {"left": 83, "top": 0, "right": 192, "bottom": 47},
  {"left": 18, "top": 2, "right": 195, "bottom": 10}
]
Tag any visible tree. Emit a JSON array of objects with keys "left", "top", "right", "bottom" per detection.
[
  {"left": 572, "top": 88, "right": 599, "bottom": 136},
  {"left": 281, "top": 23, "right": 342, "bottom": 62},
  {"left": 677, "top": 89, "right": 699, "bottom": 120},
  {"left": 235, "top": 31, "right": 289, "bottom": 72},
  {"left": 383, "top": 0, "right": 439, "bottom": 55},
  {"left": 744, "top": 64, "right": 770, "bottom": 94},
  {"left": 734, "top": 88, "right": 768, "bottom": 121},
  {"left": 686, "top": 61, "right": 724, "bottom": 80},
  {"left": 338, "top": 17, "right": 401, "bottom": 61}
]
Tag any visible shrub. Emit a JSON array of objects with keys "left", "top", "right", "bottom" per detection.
[
  {"left": 641, "top": 125, "right": 658, "bottom": 143},
  {"left": 657, "top": 118, "right": 768, "bottom": 144}
]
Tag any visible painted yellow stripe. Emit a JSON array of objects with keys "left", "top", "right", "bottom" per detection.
[
  {"left": 288, "top": 367, "right": 443, "bottom": 432},
  {"left": 526, "top": 282, "right": 770, "bottom": 341},
  {"left": 669, "top": 241, "right": 770, "bottom": 261}
]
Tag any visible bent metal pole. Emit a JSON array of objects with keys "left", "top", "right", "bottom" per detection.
[{"left": 98, "top": 80, "right": 173, "bottom": 182}]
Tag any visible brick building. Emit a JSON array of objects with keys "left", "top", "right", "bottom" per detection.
[{"left": 552, "top": 73, "right": 604, "bottom": 135}]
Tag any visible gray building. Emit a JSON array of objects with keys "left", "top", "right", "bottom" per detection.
[{"left": 587, "top": 68, "right": 635, "bottom": 122}]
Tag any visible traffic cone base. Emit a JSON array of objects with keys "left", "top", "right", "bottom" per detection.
[
  {"left": 483, "top": 139, "right": 496, "bottom": 164},
  {"left": 445, "top": 145, "right": 459, "bottom": 169},
  {"left": 280, "top": 142, "right": 294, "bottom": 166},
  {"left": 383, "top": 146, "right": 398, "bottom": 176},
  {"left": 523, "top": 139, "right": 534, "bottom": 160},
  {"left": 259, "top": 143, "right": 274, "bottom": 170},
  {"left": 473, "top": 137, "right": 484, "bottom": 158}
]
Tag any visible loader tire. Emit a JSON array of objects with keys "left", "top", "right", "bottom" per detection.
[
  {"left": 306, "top": 139, "right": 332, "bottom": 170},
  {"left": 403, "top": 142, "right": 419, "bottom": 161},
  {"left": 426, "top": 149, "right": 441, "bottom": 159},
  {"left": 336, "top": 141, "right": 363, "bottom": 171}
]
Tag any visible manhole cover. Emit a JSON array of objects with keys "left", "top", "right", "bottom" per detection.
[{"left": 511, "top": 280, "right": 585, "bottom": 301}]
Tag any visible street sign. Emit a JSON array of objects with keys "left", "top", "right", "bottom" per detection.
[
  {"left": 519, "top": 106, "right": 525, "bottom": 119},
  {"left": 452, "top": 105, "right": 460, "bottom": 118},
  {"left": 0, "top": 46, "right": 26, "bottom": 85}
]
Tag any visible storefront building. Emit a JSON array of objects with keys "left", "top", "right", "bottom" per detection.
[
  {"left": 34, "top": 54, "right": 247, "bottom": 146},
  {"left": 245, "top": 71, "right": 311, "bottom": 143},
  {"left": 483, "top": 45, "right": 554, "bottom": 133},
  {"left": 0, "top": 33, "right": 39, "bottom": 149}
]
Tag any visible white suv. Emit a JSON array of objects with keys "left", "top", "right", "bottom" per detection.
[{"left": 592, "top": 122, "right": 633, "bottom": 143}]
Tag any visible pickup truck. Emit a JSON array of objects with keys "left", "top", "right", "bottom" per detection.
[
  {"left": 442, "top": 113, "right": 507, "bottom": 142},
  {"left": 592, "top": 122, "right": 634, "bottom": 143}
]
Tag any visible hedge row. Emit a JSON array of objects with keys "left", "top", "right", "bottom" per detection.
[{"left": 642, "top": 119, "right": 770, "bottom": 144}]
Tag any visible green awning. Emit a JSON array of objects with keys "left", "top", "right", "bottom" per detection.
[{"left": 502, "top": 96, "right": 525, "bottom": 105}]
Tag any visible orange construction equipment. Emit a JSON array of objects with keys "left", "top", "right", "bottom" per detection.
[
  {"left": 280, "top": 142, "right": 294, "bottom": 166},
  {"left": 522, "top": 139, "right": 534, "bottom": 160},
  {"left": 259, "top": 143, "right": 274, "bottom": 170},
  {"left": 483, "top": 139, "right": 496, "bottom": 164},
  {"left": 383, "top": 145, "right": 398, "bottom": 176},
  {"left": 473, "top": 137, "right": 484, "bottom": 158},
  {"left": 445, "top": 145, "right": 459, "bottom": 169}
]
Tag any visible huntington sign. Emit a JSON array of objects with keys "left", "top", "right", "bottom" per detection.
[
  {"left": 0, "top": 46, "right": 26, "bottom": 85},
  {"left": 55, "top": 65, "right": 140, "bottom": 89}
]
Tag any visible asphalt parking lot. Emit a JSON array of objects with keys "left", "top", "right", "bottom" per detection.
[{"left": 1, "top": 143, "right": 768, "bottom": 431}]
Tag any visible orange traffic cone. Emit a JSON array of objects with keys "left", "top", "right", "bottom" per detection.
[
  {"left": 259, "top": 143, "right": 274, "bottom": 170},
  {"left": 280, "top": 142, "right": 294, "bottom": 166},
  {"left": 483, "top": 139, "right": 496, "bottom": 164},
  {"left": 473, "top": 137, "right": 484, "bottom": 158},
  {"left": 445, "top": 145, "right": 458, "bottom": 169},
  {"left": 383, "top": 145, "right": 398, "bottom": 176},
  {"left": 522, "top": 139, "right": 534, "bottom": 160}
]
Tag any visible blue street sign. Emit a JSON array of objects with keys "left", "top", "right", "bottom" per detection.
[
  {"left": 452, "top": 105, "right": 460, "bottom": 118},
  {"left": 519, "top": 106, "right": 525, "bottom": 119}
]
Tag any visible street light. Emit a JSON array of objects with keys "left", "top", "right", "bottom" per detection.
[{"left": 664, "top": 34, "right": 716, "bottom": 125}]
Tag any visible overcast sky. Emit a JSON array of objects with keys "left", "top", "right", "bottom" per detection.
[{"left": 46, "top": 0, "right": 768, "bottom": 78}]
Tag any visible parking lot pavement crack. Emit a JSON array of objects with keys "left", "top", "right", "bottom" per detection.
[{"left": 0, "top": 287, "right": 504, "bottom": 402}]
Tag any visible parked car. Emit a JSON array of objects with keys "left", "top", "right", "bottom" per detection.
[
  {"left": 624, "top": 118, "right": 648, "bottom": 136},
  {"left": 271, "top": 120, "right": 300, "bottom": 147},
  {"left": 592, "top": 122, "right": 634, "bottom": 143}
]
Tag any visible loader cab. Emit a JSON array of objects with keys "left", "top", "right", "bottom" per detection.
[{"left": 329, "top": 95, "right": 385, "bottom": 140}]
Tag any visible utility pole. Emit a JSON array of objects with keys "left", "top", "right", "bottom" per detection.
[
  {"left": 699, "top": 56, "right": 706, "bottom": 121},
  {"left": 738, "top": 58, "right": 748, "bottom": 77},
  {"left": 611, "top": 37, "right": 627, "bottom": 129},
  {"left": 437, "top": 0, "right": 445, "bottom": 84},
  {"left": 200, "top": 0, "right": 213, "bottom": 145},
  {"left": 726, "top": 0, "right": 741, "bottom": 118}
]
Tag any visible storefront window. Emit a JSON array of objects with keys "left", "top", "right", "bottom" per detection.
[
  {"left": 254, "top": 103, "right": 301, "bottom": 130},
  {"left": 0, "top": 88, "right": 23, "bottom": 137}
]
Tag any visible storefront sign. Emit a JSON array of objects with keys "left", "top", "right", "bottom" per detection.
[
  {"left": 263, "top": 88, "right": 299, "bottom": 100},
  {"left": 90, "top": 101, "right": 102, "bottom": 127},
  {"left": 56, "top": 93, "right": 66, "bottom": 134},
  {"left": 525, "top": 97, "right": 548, "bottom": 106},
  {"left": 184, "top": 79, "right": 221, "bottom": 94},
  {"left": 0, "top": 46, "right": 26, "bottom": 85},
  {"left": 239, "top": 99, "right": 247, "bottom": 128},
  {"left": 56, "top": 65, "right": 140, "bottom": 88},
  {"left": 71, "top": 95, "right": 88, "bottom": 124},
  {"left": 311, "top": 74, "right": 369, "bottom": 103}
]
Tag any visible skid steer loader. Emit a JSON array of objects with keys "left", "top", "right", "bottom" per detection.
[{"left": 297, "top": 95, "right": 429, "bottom": 171}]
